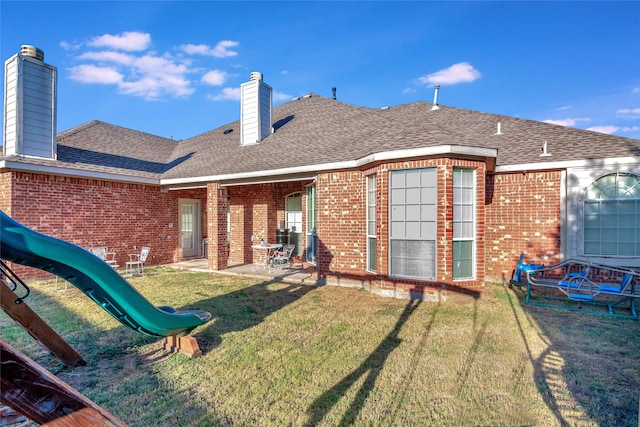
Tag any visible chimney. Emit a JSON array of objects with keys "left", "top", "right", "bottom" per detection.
[
  {"left": 240, "top": 71, "right": 272, "bottom": 146},
  {"left": 3, "top": 45, "right": 57, "bottom": 159}
]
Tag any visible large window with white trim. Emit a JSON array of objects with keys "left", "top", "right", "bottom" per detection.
[
  {"left": 584, "top": 172, "right": 640, "bottom": 257},
  {"left": 389, "top": 168, "right": 437, "bottom": 279},
  {"left": 366, "top": 174, "right": 376, "bottom": 272},
  {"left": 453, "top": 168, "right": 475, "bottom": 279}
]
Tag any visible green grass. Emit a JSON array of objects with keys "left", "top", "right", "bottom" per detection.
[{"left": 2, "top": 267, "right": 639, "bottom": 426}]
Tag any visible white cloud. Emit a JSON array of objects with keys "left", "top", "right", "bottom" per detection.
[
  {"left": 71, "top": 50, "right": 193, "bottom": 99},
  {"left": 543, "top": 117, "right": 591, "bottom": 127},
  {"left": 59, "top": 40, "right": 82, "bottom": 51},
  {"left": 555, "top": 105, "right": 572, "bottom": 111},
  {"left": 201, "top": 70, "right": 227, "bottom": 86},
  {"left": 78, "top": 51, "right": 135, "bottom": 66},
  {"left": 208, "top": 87, "right": 241, "bottom": 101},
  {"left": 180, "top": 40, "right": 239, "bottom": 58},
  {"left": 633, "top": 87, "right": 640, "bottom": 94},
  {"left": 273, "top": 91, "right": 292, "bottom": 102},
  {"left": 418, "top": 62, "right": 480, "bottom": 86},
  {"left": 68, "top": 32, "right": 241, "bottom": 100},
  {"left": 617, "top": 108, "right": 640, "bottom": 115},
  {"left": 207, "top": 88, "right": 291, "bottom": 103},
  {"left": 89, "top": 31, "right": 151, "bottom": 51},
  {"left": 586, "top": 125, "right": 639, "bottom": 135},
  {"left": 68, "top": 64, "right": 123, "bottom": 84},
  {"left": 586, "top": 125, "right": 619, "bottom": 135}
]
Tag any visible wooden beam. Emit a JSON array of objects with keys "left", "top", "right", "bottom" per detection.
[
  {"left": 164, "top": 335, "right": 203, "bottom": 358},
  {"left": 0, "top": 339, "right": 127, "bottom": 426},
  {"left": 0, "top": 280, "right": 84, "bottom": 367}
]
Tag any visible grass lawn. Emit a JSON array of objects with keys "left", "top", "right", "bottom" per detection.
[{"left": 2, "top": 267, "right": 639, "bottom": 426}]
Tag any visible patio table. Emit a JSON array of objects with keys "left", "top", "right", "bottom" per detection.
[{"left": 251, "top": 243, "right": 282, "bottom": 271}]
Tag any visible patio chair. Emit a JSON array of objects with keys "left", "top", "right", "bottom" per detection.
[
  {"left": 270, "top": 244, "right": 295, "bottom": 271},
  {"left": 558, "top": 266, "right": 589, "bottom": 290},
  {"left": 598, "top": 273, "right": 634, "bottom": 295},
  {"left": 89, "top": 247, "right": 118, "bottom": 269},
  {"left": 126, "top": 246, "right": 150, "bottom": 276}
]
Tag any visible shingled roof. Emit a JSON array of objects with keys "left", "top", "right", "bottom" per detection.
[{"left": 3, "top": 95, "right": 638, "bottom": 185}]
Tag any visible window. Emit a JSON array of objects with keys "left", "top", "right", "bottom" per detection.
[
  {"left": 305, "top": 184, "right": 317, "bottom": 264},
  {"left": 453, "top": 168, "right": 475, "bottom": 279},
  {"left": 584, "top": 172, "right": 640, "bottom": 257},
  {"left": 286, "top": 193, "right": 303, "bottom": 256},
  {"left": 389, "top": 168, "right": 437, "bottom": 279},
  {"left": 367, "top": 175, "right": 376, "bottom": 272}
]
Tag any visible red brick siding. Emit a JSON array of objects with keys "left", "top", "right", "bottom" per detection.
[
  {"left": 3, "top": 171, "right": 206, "bottom": 279},
  {"left": 485, "top": 170, "right": 562, "bottom": 282},
  {"left": 314, "top": 158, "right": 487, "bottom": 298},
  {"left": 0, "top": 172, "right": 12, "bottom": 214},
  {"left": 215, "top": 181, "right": 311, "bottom": 269}
]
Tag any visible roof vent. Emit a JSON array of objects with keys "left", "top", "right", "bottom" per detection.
[
  {"left": 431, "top": 84, "right": 440, "bottom": 110},
  {"left": 540, "top": 141, "right": 552, "bottom": 157},
  {"left": 495, "top": 122, "right": 503, "bottom": 135},
  {"left": 20, "top": 45, "right": 44, "bottom": 61}
]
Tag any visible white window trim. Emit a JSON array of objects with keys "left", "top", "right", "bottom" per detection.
[
  {"left": 452, "top": 168, "right": 475, "bottom": 280},
  {"left": 567, "top": 164, "right": 640, "bottom": 268},
  {"left": 366, "top": 174, "right": 376, "bottom": 273}
]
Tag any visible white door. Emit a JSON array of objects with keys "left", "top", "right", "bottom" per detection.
[{"left": 179, "top": 199, "right": 201, "bottom": 258}]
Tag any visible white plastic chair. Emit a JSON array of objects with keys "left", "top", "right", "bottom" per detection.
[
  {"left": 89, "top": 247, "right": 118, "bottom": 269},
  {"left": 126, "top": 247, "right": 150, "bottom": 276},
  {"left": 270, "top": 244, "right": 295, "bottom": 271}
]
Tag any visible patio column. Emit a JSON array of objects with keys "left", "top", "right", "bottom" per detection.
[{"left": 207, "top": 182, "right": 229, "bottom": 270}]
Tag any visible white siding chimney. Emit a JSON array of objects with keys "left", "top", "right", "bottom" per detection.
[
  {"left": 240, "top": 72, "right": 272, "bottom": 146},
  {"left": 3, "top": 45, "right": 57, "bottom": 159}
]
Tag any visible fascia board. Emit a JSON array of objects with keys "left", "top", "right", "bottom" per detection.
[
  {"left": 494, "top": 156, "right": 640, "bottom": 173},
  {"left": 0, "top": 160, "right": 160, "bottom": 185}
]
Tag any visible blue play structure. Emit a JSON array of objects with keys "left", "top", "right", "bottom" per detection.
[{"left": 510, "top": 253, "right": 640, "bottom": 319}]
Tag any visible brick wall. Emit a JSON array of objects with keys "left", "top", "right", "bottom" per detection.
[
  {"left": 4, "top": 171, "right": 206, "bottom": 279},
  {"left": 314, "top": 158, "right": 487, "bottom": 299},
  {"left": 485, "top": 170, "right": 562, "bottom": 283},
  {"left": 221, "top": 181, "right": 310, "bottom": 267}
]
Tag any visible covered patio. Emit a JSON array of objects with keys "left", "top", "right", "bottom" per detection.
[{"left": 168, "top": 258, "right": 322, "bottom": 287}]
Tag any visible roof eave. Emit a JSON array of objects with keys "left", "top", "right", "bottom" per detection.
[
  {"left": 494, "top": 156, "right": 640, "bottom": 173},
  {"left": 160, "top": 144, "right": 498, "bottom": 187},
  {"left": 0, "top": 160, "right": 161, "bottom": 185}
]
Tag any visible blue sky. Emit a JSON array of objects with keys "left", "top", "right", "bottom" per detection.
[{"left": 2, "top": 1, "right": 639, "bottom": 141}]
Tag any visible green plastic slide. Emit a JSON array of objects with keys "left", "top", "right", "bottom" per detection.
[{"left": 0, "top": 211, "right": 211, "bottom": 337}]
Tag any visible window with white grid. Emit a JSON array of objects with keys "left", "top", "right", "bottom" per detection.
[
  {"left": 389, "top": 168, "right": 437, "bottom": 279},
  {"left": 453, "top": 168, "right": 475, "bottom": 279},
  {"left": 584, "top": 172, "right": 640, "bottom": 257},
  {"left": 367, "top": 174, "right": 377, "bottom": 272}
]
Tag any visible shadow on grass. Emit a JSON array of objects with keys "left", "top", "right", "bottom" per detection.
[
  {"left": 185, "top": 278, "right": 316, "bottom": 354},
  {"left": 506, "top": 283, "right": 640, "bottom": 427},
  {"left": 0, "top": 282, "right": 229, "bottom": 426},
  {"left": 305, "top": 298, "right": 440, "bottom": 426}
]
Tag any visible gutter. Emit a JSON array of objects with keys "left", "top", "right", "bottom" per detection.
[
  {"left": 494, "top": 156, "right": 640, "bottom": 173},
  {"left": 0, "top": 159, "right": 160, "bottom": 185}
]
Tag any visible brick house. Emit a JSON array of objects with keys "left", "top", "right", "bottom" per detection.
[{"left": 2, "top": 47, "right": 639, "bottom": 300}]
